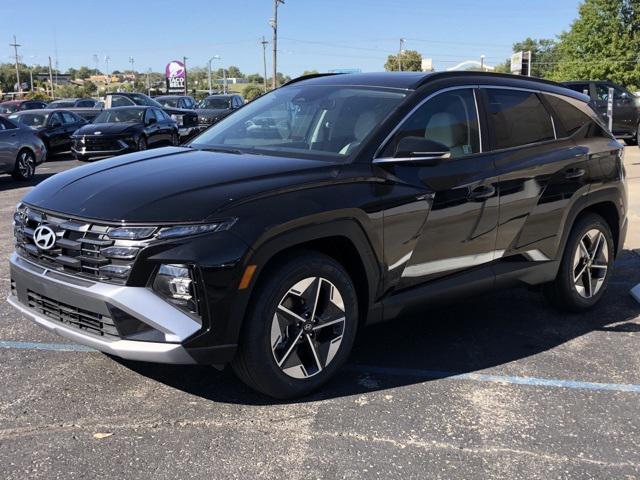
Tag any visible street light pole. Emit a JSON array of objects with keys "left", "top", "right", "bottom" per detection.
[
  {"left": 480, "top": 54, "right": 485, "bottom": 72},
  {"left": 207, "top": 55, "right": 220, "bottom": 95},
  {"left": 271, "top": 0, "right": 284, "bottom": 89},
  {"left": 260, "top": 37, "right": 269, "bottom": 93},
  {"left": 398, "top": 38, "right": 405, "bottom": 72}
]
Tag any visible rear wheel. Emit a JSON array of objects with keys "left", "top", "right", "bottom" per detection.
[
  {"left": 544, "top": 213, "right": 614, "bottom": 311},
  {"left": 625, "top": 124, "right": 639, "bottom": 146},
  {"left": 12, "top": 150, "right": 35, "bottom": 181},
  {"left": 171, "top": 132, "right": 179, "bottom": 146},
  {"left": 137, "top": 136, "right": 147, "bottom": 151},
  {"left": 232, "top": 252, "right": 358, "bottom": 399}
]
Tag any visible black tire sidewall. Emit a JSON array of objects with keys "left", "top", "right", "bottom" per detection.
[
  {"left": 234, "top": 253, "right": 358, "bottom": 399},
  {"left": 556, "top": 214, "right": 614, "bottom": 311},
  {"left": 138, "top": 136, "right": 147, "bottom": 151}
]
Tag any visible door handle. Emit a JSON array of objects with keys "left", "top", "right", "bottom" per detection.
[
  {"left": 564, "top": 168, "right": 586, "bottom": 179},
  {"left": 468, "top": 185, "right": 495, "bottom": 200}
]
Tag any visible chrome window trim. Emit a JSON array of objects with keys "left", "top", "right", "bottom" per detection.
[{"left": 373, "top": 84, "right": 482, "bottom": 160}]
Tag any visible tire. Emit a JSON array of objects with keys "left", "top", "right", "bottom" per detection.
[
  {"left": 543, "top": 213, "right": 614, "bottom": 312},
  {"left": 624, "top": 125, "right": 639, "bottom": 146},
  {"left": 137, "top": 136, "right": 147, "bottom": 151},
  {"left": 171, "top": 132, "right": 179, "bottom": 146},
  {"left": 232, "top": 251, "right": 359, "bottom": 399},
  {"left": 11, "top": 149, "right": 36, "bottom": 181}
]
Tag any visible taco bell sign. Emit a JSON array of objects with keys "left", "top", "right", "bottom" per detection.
[{"left": 165, "top": 60, "right": 186, "bottom": 93}]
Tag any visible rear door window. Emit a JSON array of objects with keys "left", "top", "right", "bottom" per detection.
[
  {"left": 485, "top": 89, "right": 555, "bottom": 150},
  {"left": 565, "top": 84, "right": 590, "bottom": 96}
]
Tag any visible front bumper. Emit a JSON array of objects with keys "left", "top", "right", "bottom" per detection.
[
  {"left": 178, "top": 126, "right": 203, "bottom": 139},
  {"left": 8, "top": 252, "right": 201, "bottom": 364}
]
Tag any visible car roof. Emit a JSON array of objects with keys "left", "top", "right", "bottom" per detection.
[
  {"left": 107, "top": 106, "right": 150, "bottom": 110},
  {"left": 205, "top": 94, "right": 233, "bottom": 98},
  {"left": 156, "top": 95, "right": 188, "bottom": 99},
  {"left": 287, "top": 71, "right": 588, "bottom": 102},
  {"left": 10, "top": 109, "right": 70, "bottom": 114}
]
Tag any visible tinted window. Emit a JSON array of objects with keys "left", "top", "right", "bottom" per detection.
[
  {"left": 0, "top": 117, "right": 17, "bottom": 129},
  {"left": 62, "top": 112, "right": 78, "bottom": 124},
  {"left": 596, "top": 84, "right": 629, "bottom": 101},
  {"left": 49, "top": 112, "right": 63, "bottom": 126},
  {"left": 381, "top": 88, "right": 480, "bottom": 159},
  {"left": 144, "top": 109, "right": 157, "bottom": 123},
  {"left": 544, "top": 94, "right": 592, "bottom": 137},
  {"left": 155, "top": 108, "right": 169, "bottom": 120},
  {"left": 76, "top": 100, "right": 95, "bottom": 107},
  {"left": 0, "top": 103, "right": 18, "bottom": 114},
  {"left": 95, "top": 108, "right": 145, "bottom": 123},
  {"left": 9, "top": 112, "right": 49, "bottom": 127},
  {"left": 486, "top": 89, "right": 554, "bottom": 149},
  {"left": 111, "top": 95, "right": 134, "bottom": 107}
]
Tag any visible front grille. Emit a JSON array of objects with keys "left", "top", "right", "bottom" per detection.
[
  {"left": 183, "top": 112, "right": 198, "bottom": 127},
  {"left": 199, "top": 115, "right": 216, "bottom": 126},
  {"left": 74, "top": 136, "right": 126, "bottom": 152},
  {"left": 27, "top": 289, "right": 119, "bottom": 338},
  {"left": 14, "top": 207, "right": 145, "bottom": 284}
]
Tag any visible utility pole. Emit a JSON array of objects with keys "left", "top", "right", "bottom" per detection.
[
  {"left": 260, "top": 37, "right": 269, "bottom": 93},
  {"left": 48, "top": 56, "right": 54, "bottom": 97},
  {"left": 10, "top": 35, "right": 22, "bottom": 95},
  {"left": 480, "top": 54, "right": 485, "bottom": 72},
  {"left": 183, "top": 56, "right": 188, "bottom": 95},
  {"left": 207, "top": 55, "right": 220, "bottom": 95},
  {"left": 129, "top": 56, "right": 135, "bottom": 76},
  {"left": 398, "top": 38, "right": 406, "bottom": 72},
  {"left": 105, "top": 56, "right": 110, "bottom": 85},
  {"left": 271, "top": 0, "right": 284, "bottom": 89}
]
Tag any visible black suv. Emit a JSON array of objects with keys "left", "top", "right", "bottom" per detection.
[
  {"left": 196, "top": 94, "right": 244, "bottom": 128},
  {"left": 563, "top": 80, "right": 640, "bottom": 145},
  {"left": 104, "top": 92, "right": 200, "bottom": 140},
  {"left": 9, "top": 72, "right": 627, "bottom": 398}
]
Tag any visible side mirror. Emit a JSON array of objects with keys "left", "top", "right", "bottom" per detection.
[
  {"left": 394, "top": 136, "right": 450, "bottom": 163},
  {"left": 147, "top": 116, "right": 157, "bottom": 125}
]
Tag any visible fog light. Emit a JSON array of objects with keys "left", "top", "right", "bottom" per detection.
[{"left": 152, "top": 264, "right": 199, "bottom": 316}]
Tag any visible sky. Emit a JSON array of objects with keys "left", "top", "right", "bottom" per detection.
[{"left": 3, "top": 0, "right": 582, "bottom": 76}]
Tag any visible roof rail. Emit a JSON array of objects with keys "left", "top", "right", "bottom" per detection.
[
  {"left": 281, "top": 72, "right": 343, "bottom": 87},
  {"left": 414, "top": 70, "right": 565, "bottom": 90}
]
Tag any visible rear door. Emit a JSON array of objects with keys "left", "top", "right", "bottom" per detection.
[
  {"left": 0, "top": 118, "right": 17, "bottom": 170},
  {"left": 483, "top": 87, "right": 591, "bottom": 271},
  {"left": 47, "top": 112, "right": 66, "bottom": 152},
  {"left": 378, "top": 87, "right": 500, "bottom": 290}
]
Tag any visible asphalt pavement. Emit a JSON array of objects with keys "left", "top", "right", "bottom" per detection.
[{"left": 1, "top": 150, "right": 640, "bottom": 479}]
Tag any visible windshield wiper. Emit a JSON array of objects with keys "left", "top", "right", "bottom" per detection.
[{"left": 195, "top": 146, "right": 244, "bottom": 155}]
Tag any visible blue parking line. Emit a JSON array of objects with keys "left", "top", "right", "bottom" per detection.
[
  {"left": 347, "top": 365, "right": 640, "bottom": 393},
  {"left": 2, "top": 340, "right": 640, "bottom": 393},
  {"left": 0, "top": 340, "right": 96, "bottom": 352}
]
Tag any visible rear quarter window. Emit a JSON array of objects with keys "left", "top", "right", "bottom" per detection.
[
  {"left": 485, "top": 89, "right": 555, "bottom": 150},
  {"left": 544, "top": 93, "right": 610, "bottom": 139}
]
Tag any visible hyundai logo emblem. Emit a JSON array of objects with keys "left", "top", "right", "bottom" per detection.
[{"left": 33, "top": 225, "right": 57, "bottom": 250}]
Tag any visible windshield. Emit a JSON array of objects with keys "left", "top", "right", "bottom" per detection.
[
  {"left": 127, "top": 93, "right": 163, "bottom": 108},
  {"left": 190, "top": 86, "right": 406, "bottom": 160},
  {"left": 200, "top": 97, "right": 231, "bottom": 109},
  {"left": 9, "top": 112, "right": 49, "bottom": 127},
  {"left": 0, "top": 104, "right": 18, "bottom": 114},
  {"left": 95, "top": 108, "right": 145, "bottom": 123},
  {"left": 157, "top": 98, "right": 179, "bottom": 108},
  {"left": 48, "top": 101, "right": 74, "bottom": 108}
]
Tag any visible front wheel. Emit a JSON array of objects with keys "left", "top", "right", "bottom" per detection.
[
  {"left": 137, "top": 136, "right": 147, "bottom": 151},
  {"left": 232, "top": 252, "right": 358, "bottom": 399},
  {"left": 543, "top": 213, "right": 614, "bottom": 311},
  {"left": 171, "top": 132, "right": 179, "bottom": 146},
  {"left": 12, "top": 150, "right": 36, "bottom": 181}
]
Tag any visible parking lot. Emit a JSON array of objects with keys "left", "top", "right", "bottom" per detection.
[{"left": 0, "top": 149, "right": 639, "bottom": 479}]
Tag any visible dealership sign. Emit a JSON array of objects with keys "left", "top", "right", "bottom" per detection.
[{"left": 165, "top": 60, "right": 185, "bottom": 93}]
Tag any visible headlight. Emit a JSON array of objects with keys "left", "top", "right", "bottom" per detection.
[
  {"left": 107, "top": 226, "right": 156, "bottom": 240},
  {"left": 156, "top": 219, "right": 236, "bottom": 239},
  {"left": 152, "top": 264, "right": 199, "bottom": 317},
  {"left": 171, "top": 114, "right": 184, "bottom": 126}
]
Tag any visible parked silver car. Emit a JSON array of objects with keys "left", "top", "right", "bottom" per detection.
[{"left": 0, "top": 117, "right": 47, "bottom": 181}]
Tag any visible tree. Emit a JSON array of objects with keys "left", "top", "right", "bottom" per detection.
[
  {"left": 384, "top": 50, "right": 422, "bottom": 72},
  {"left": 551, "top": 0, "right": 640, "bottom": 88},
  {"left": 242, "top": 84, "right": 263, "bottom": 102},
  {"left": 227, "top": 66, "right": 243, "bottom": 78},
  {"left": 302, "top": 69, "right": 319, "bottom": 76},
  {"left": 246, "top": 73, "right": 264, "bottom": 84}
]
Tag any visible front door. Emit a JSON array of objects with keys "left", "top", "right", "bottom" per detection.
[
  {"left": 593, "top": 83, "right": 636, "bottom": 137},
  {"left": 377, "top": 87, "right": 499, "bottom": 290}
]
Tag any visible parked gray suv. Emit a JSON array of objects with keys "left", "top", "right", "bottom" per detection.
[{"left": 0, "top": 117, "right": 47, "bottom": 180}]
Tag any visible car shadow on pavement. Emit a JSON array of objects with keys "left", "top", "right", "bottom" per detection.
[
  {"left": 115, "top": 250, "right": 640, "bottom": 405},
  {"left": 0, "top": 172, "right": 59, "bottom": 193}
]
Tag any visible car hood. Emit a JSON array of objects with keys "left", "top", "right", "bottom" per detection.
[
  {"left": 22, "top": 147, "right": 340, "bottom": 223},
  {"left": 73, "top": 123, "right": 138, "bottom": 136},
  {"left": 196, "top": 108, "right": 230, "bottom": 117}
]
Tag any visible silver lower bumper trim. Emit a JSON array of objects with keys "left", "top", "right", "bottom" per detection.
[
  {"left": 7, "top": 295, "right": 196, "bottom": 364},
  {"left": 8, "top": 253, "right": 201, "bottom": 364}
]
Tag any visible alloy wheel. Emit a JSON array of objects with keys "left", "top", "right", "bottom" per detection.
[
  {"left": 270, "top": 277, "right": 346, "bottom": 379},
  {"left": 18, "top": 151, "right": 35, "bottom": 178},
  {"left": 572, "top": 229, "right": 609, "bottom": 298}
]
